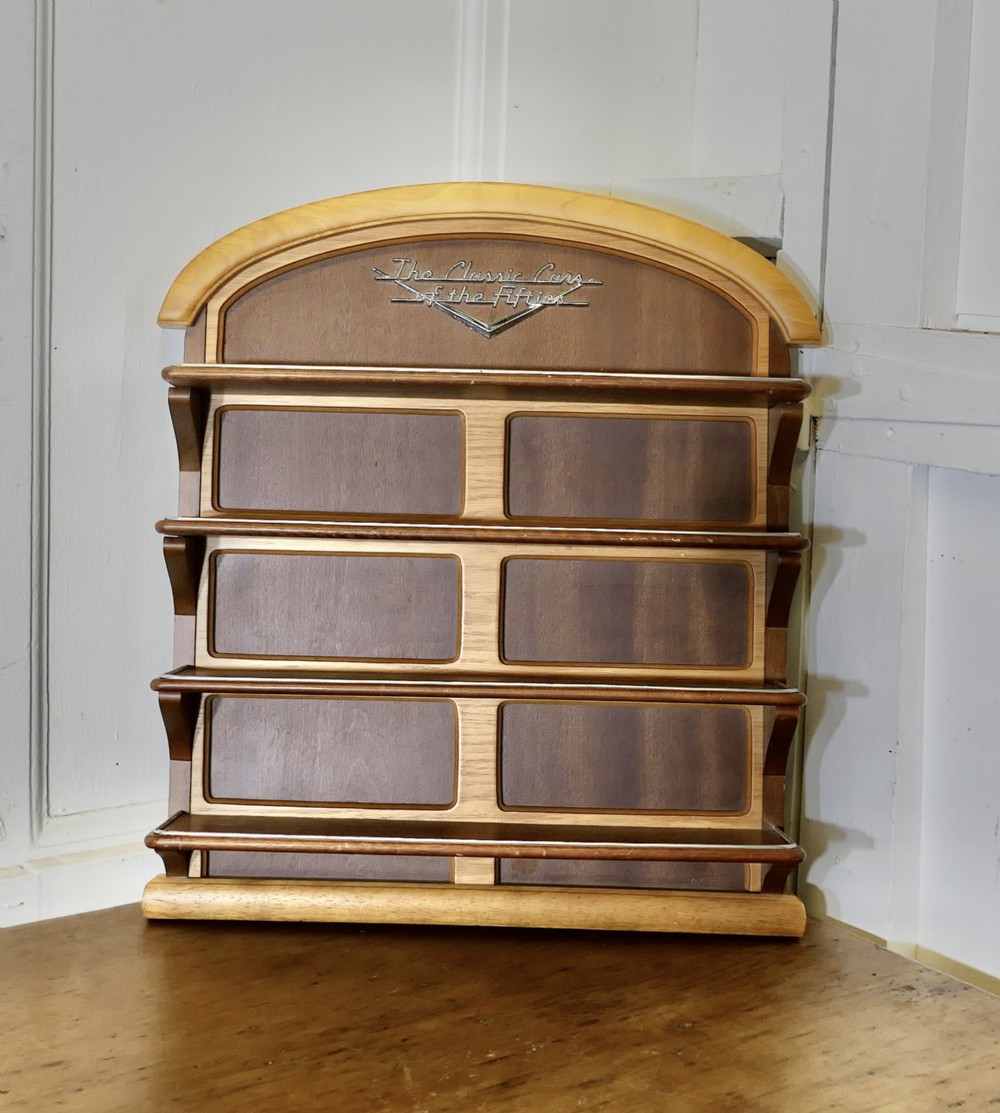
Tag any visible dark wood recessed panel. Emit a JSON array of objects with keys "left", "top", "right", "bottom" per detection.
[
  {"left": 220, "top": 239, "right": 754, "bottom": 373},
  {"left": 210, "top": 552, "right": 460, "bottom": 661},
  {"left": 206, "top": 850, "right": 450, "bottom": 883},
  {"left": 206, "top": 696, "right": 457, "bottom": 806},
  {"left": 502, "top": 558, "right": 751, "bottom": 667},
  {"left": 499, "top": 702, "right": 749, "bottom": 813},
  {"left": 497, "top": 859, "right": 746, "bottom": 891},
  {"left": 215, "top": 408, "right": 464, "bottom": 517},
  {"left": 506, "top": 414, "right": 754, "bottom": 524}
]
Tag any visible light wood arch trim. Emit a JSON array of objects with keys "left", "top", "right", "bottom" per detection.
[{"left": 158, "top": 183, "right": 821, "bottom": 346}]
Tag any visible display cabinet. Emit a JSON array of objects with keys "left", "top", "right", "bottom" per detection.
[{"left": 142, "top": 183, "right": 820, "bottom": 936}]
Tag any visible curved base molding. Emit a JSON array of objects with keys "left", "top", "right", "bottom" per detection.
[{"left": 142, "top": 877, "right": 807, "bottom": 937}]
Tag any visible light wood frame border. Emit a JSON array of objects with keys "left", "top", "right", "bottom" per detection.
[
  {"left": 157, "top": 183, "right": 821, "bottom": 349},
  {"left": 189, "top": 694, "right": 763, "bottom": 831},
  {"left": 202, "top": 388, "right": 768, "bottom": 529},
  {"left": 194, "top": 536, "right": 768, "bottom": 682}
]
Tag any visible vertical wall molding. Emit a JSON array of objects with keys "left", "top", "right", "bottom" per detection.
[
  {"left": 453, "top": 0, "right": 486, "bottom": 180},
  {"left": 31, "top": 0, "right": 54, "bottom": 844},
  {"left": 778, "top": 0, "right": 837, "bottom": 321},
  {"left": 478, "top": 0, "right": 510, "bottom": 181},
  {"left": 920, "top": 0, "right": 972, "bottom": 329},
  {"left": 452, "top": 0, "right": 510, "bottom": 181},
  {"left": 0, "top": 0, "right": 43, "bottom": 886}
]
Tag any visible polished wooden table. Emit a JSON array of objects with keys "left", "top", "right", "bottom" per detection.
[{"left": 2, "top": 907, "right": 997, "bottom": 1111}]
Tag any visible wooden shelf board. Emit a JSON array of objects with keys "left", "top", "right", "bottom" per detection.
[
  {"left": 157, "top": 517, "right": 810, "bottom": 550},
  {"left": 152, "top": 665, "right": 807, "bottom": 706},
  {"left": 163, "top": 364, "right": 811, "bottom": 403},
  {"left": 147, "top": 812, "right": 803, "bottom": 864}
]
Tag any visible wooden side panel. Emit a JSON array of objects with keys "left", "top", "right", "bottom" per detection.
[
  {"left": 209, "top": 552, "right": 460, "bottom": 661},
  {"left": 183, "top": 308, "right": 207, "bottom": 363},
  {"left": 219, "top": 240, "right": 754, "bottom": 373},
  {"left": 502, "top": 558, "right": 752, "bottom": 667},
  {"left": 506, "top": 414, "right": 755, "bottom": 524},
  {"left": 205, "top": 851, "right": 450, "bottom": 883},
  {"left": 768, "top": 318, "right": 791, "bottom": 377},
  {"left": 205, "top": 696, "right": 457, "bottom": 807},
  {"left": 215, "top": 408, "right": 464, "bottom": 517},
  {"left": 499, "top": 702, "right": 749, "bottom": 813},
  {"left": 497, "top": 860, "right": 747, "bottom": 891}
]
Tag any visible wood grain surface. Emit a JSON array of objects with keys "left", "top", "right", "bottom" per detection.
[
  {"left": 157, "top": 182, "right": 822, "bottom": 346},
  {"left": 198, "top": 390, "right": 771, "bottom": 529},
  {"left": 218, "top": 238, "right": 754, "bottom": 373},
  {"left": 164, "top": 363, "right": 813, "bottom": 403},
  {"left": 205, "top": 696, "right": 457, "bottom": 807},
  {"left": 195, "top": 538, "right": 769, "bottom": 682},
  {"left": 214, "top": 406, "right": 464, "bottom": 516},
  {"left": 499, "top": 702, "right": 750, "bottom": 814},
  {"left": 5, "top": 907, "right": 996, "bottom": 1112},
  {"left": 161, "top": 516, "right": 809, "bottom": 550},
  {"left": 184, "top": 695, "right": 765, "bottom": 833},
  {"left": 501, "top": 557, "right": 752, "bottom": 667},
  {"left": 141, "top": 878, "right": 803, "bottom": 933},
  {"left": 496, "top": 858, "right": 748, "bottom": 890},
  {"left": 153, "top": 666, "right": 807, "bottom": 706},
  {"left": 209, "top": 551, "right": 461, "bottom": 662},
  {"left": 205, "top": 850, "right": 451, "bottom": 884},
  {"left": 146, "top": 812, "right": 801, "bottom": 863},
  {"left": 506, "top": 412, "right": 754, "bottom": 523}
]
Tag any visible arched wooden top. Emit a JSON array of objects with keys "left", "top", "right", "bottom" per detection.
[{"left": 158, "top": 183, "right": 820, "bottom": 345}]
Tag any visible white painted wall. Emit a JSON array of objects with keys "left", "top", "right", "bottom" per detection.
[
  {"left": 921, "top": 470, "right": 1000, "bottom": 978},
  {"left": 800, "top": 0, "right": 1000, "bottom": 984}
]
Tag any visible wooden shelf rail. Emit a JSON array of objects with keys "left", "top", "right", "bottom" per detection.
[
  {"left": 148, "top": 812, "right": 803, "bottom": 869},
  {"left": 163, "top": 364, "right": 812, "bottom": 404}
]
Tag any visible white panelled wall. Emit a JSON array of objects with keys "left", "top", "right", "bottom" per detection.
[
  {"left": 2, "top": 0, "right": 998, "bottom": 987},
  {"left": 802, "top": 0, "right": 1000, "bottom": 986}
]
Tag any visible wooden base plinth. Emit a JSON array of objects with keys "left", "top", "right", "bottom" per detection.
[{"left": 141, "top": 877, "right": 807, "bottom": 937}]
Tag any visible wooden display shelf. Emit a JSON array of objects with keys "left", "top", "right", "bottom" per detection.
[
  {"left": 147, "top": 812, "right": 803, "bottom": 869},
  {"left": 163, "top": 364, "right": 812, "bottom": 405},
  {"left": 152, "top": 665, "right": 808, "bottom": 704},
  {"left": 157, "top": 516, "right": 811, "bottom": 550},
  {"left": 146, "top": 183, "right": 820, "bottom": 935}
]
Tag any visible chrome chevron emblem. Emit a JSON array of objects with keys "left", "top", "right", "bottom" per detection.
[{"left": 373, "top": 258, "right": 603, "bottom": 339}]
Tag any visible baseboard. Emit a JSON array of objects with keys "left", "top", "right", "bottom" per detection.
[
  {"left": 809, "top": 912, "right": 1000, "bottom": 998},
  {"left": 908, "top": 946, "right": 1000, "bottom": 998},
  {"left": 0, "top": 843, "right": 160, "bottom": 928}
]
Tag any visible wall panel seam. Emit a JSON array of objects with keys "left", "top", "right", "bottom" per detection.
[{"left": 31, "top": 0, "right": 54, "bottom": 843}]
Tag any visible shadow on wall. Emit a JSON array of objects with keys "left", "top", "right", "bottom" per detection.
[
  {"left": 797, "top": 522, "right": 873, "bottom": 920},
  {"left": 807, "top": 373, "right": 863, "bottom": 412}
]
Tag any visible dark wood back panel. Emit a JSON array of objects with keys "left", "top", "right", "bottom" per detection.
[
  {"left": 499, "top": 702, "right": 749, "bottom": 813},
  {"left": 220, "top": 240, "right": 753, "bottom": 373},
  {"left": 206, "top": 850, "right": 451, "bottom": 883},
  {"left": 506, "top": 414, "right": 754, "bottom": 523},
  {"left": 497, "top": 859, "right": 746, "bottom": 891},
  {"left": 210, "top": 552, "right": 460, "bottom": 661},
  {"left": 215, "top": 408, "right": 464, "bottom": 516},
  {"left": 502, "top": 558, "right": 751, "bottom": 667},
  {"left": 206, "top": 696, "right": 456, "bottom": 806}
]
